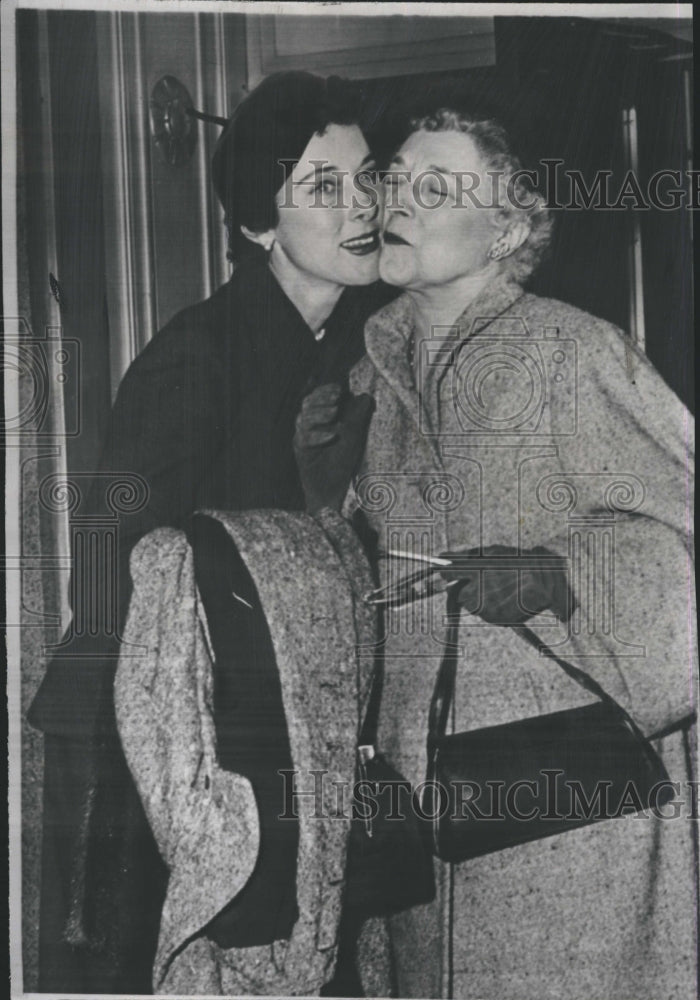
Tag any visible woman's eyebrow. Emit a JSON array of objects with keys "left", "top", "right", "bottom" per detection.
[
  {"left": 388, "top": 155, "right": 406, "bottom": 169},
  {"left": 295, "top": 153, "right": 376, "bottom": 185},
  {"left": 428, "top": 165, "right": 452, "bottom": 178},
  {"left": 356, "top": 154, "right": 376, "bottom": 172},
  {"left": 294, "top": 164, "right": 340, "bottom": 185}
]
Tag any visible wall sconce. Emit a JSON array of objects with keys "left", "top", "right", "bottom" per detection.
[{"left": 149, "top": 75, "right": 197, "bottom": 167}]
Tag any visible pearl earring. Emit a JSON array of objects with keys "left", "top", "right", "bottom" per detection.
[{"left": 488, "top": 240, "right": 509, "bottom": 261}]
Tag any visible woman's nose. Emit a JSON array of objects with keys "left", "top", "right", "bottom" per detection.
[
  {"left": 349, "top": 175, "right": 381, "bottom": 224},
  {"left": 359, "top": 200, "right": 380, "bottom": 224},
  {"left": 384, "top": 173, "right": 413, "bottom": 217}
]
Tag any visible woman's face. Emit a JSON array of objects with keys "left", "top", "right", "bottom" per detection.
[
  {"left": 379, "top": 129, "right": 500, "bottom": 290},
  {"left": 266, "top": 124, "right": 380, "bottom": 287}
]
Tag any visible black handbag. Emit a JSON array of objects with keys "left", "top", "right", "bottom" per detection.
[
  {"left": 422, "top": 588, "right": 675, "bottom": 864},
  {"left": 343, "top": 653, "right": 436, "bottom": 917},
  {"left": 322, "top": 655, "right": 436, "bottom": 999}
]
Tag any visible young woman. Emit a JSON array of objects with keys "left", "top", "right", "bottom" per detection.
[{"left": 28, "top": 70, "right": 391, "bottom": 995}]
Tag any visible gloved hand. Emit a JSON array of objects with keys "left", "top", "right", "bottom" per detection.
[
  {"left": 439, "top": 544, "right": 576, "bottom": 625},
  {"left": 293, "top": 383, "right": 375, "bottom": 514}
]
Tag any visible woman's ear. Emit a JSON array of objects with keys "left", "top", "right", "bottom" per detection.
[
  {"left": 240, "top": 225, "right": 276, "bottom": 253},
  {"left": 488, "top": 220, "right": 530, "bottom": 261}
]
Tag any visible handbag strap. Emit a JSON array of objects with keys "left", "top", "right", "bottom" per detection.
[
  {"left": 427, "top": 588, "right": 651, "bottom": 749},
  {"left": 358, "top": 651, "right": 383, "bottom": 751},
  {"left": 427, "top": 587, "right": 463, "bottom": 747}
]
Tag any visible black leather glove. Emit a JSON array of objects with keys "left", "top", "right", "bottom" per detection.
[
  {"left": 293, "top": 383, "right": 375, "bottom": 514},
  {"left": 439, "top": 544, "right": 576, "bottom": 625}
]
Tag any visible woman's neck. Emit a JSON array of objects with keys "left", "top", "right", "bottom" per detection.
[
  {"left": 407, "top": 265, "right": 497, "bottom": 342},
  {"left": 269, "top": 252, "right": 344, "bottom": 334}
]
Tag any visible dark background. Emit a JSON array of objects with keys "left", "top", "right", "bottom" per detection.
[{"left": 360, "top": 17, "right": 693, "bottom": 415}]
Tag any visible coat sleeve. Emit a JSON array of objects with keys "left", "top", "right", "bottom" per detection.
[
  {"left": 93, "top": 324, "right": 225, "bottom": 548},
  {"left": 532, "top": 314, "right": 695, "bottom": 737},
  {"left": 28, "top": 321, "right": 225, "bottom": 739}
]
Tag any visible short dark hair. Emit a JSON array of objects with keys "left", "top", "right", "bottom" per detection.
[{"left": 211, "top": 71, "right": 363, "bottom": 262}]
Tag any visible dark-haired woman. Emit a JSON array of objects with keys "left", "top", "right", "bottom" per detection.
[{"left": 28, "top": 70, "right": 391, "bottom": 995}]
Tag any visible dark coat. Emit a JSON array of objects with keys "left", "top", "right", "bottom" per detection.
[{"left": 28, "top": 258, "right": 394, "bottom": 994}]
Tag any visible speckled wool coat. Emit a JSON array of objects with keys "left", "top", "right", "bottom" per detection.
[
  {"left": 347, "top": 277, "right": 697, "bottom": 1000},
  {"left": 114, "top": 508, "right": 391, "bottom": 996}
]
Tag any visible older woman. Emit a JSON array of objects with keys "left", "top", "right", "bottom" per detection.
[
  {"left": 296, "top": 107, "right": 696, "bottom": 999},
  {"left": 28, "top": 70, "right": 390, "bottom": 995}
]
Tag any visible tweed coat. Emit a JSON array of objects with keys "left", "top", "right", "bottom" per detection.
[
  {"left": 347, "top": 276, "right": 697, "bottom": 999},
  {"left": 27, "top": 259, "right": 394, "bottom": 993},
  {"left": 115, "top": 507, "right": 391, "bottom": 995}
]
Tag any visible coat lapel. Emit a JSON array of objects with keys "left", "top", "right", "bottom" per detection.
[
  {"left": 364, "top": 293, "right": 420, "bottom": 425},
  {"left": 364, "top": 278, "right": 527, "bottom": 445}
]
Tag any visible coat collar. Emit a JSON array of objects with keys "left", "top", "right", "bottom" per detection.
[
  {"left": 364, "top": 275, "right": 528, "bottom": 429},
  {"left": 229, "top": 259, "right": 392, "bottom": 389}
]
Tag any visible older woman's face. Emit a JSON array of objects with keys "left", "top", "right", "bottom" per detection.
[
  {"left": 380, "top": 129, "right": 499, "bottom": 290},
  {"left": 270, "top": 124, "right": 380, "bottom": 287}
]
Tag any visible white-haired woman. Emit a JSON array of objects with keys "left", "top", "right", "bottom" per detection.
[{"left": 296, "top": 107, "right": 696, "bottom": 999}]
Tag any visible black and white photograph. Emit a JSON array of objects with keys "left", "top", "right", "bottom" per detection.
[{"left": 4, "top": 2, "right": 697, "bottom": 998}]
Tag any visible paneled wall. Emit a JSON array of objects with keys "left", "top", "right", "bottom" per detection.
[{"left": 96, "top": 11, "right": 247, "bottom": 396}]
